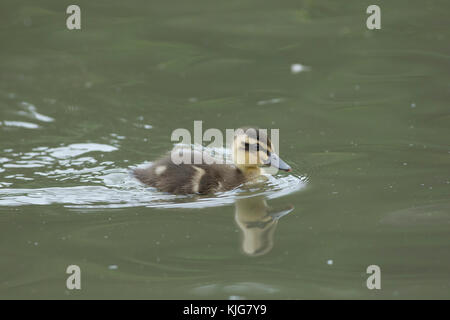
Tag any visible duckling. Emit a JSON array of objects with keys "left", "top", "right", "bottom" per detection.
[{"left": 133, "top": 127, "right": 291, "bottom": 194}]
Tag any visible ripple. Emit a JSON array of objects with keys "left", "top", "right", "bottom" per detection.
[
  {"left": 191, "top": 282, "right": 279, "bottom": 297},
  {"left": 0, "top": 171, "right": 306, "bottom": 209},
  {"left": 47, "top": 143, "right": 118, "bottom": 159},
  {"left": 0, "top": 143, "right": 306, "bottom": 208},
  {"left": 0, "top": 121, "right": 40, "bottom": 129},
  {"left": 18, "top": 101, "right": 55, "bottom": 122}
]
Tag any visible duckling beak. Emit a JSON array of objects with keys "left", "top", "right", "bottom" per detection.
[{"left": 264, "top": 153, "right": 292, "bottom": 172}]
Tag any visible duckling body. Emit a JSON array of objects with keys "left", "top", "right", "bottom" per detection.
[
  {"left": 133, "top": 151, "right": 247, "bottom": 194},
  {"left": 133, "top": 127, "right": 291, "bottom": 195}
]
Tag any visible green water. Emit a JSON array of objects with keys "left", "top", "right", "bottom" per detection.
[{"left": 1, "top": 0, "right": 449, "bottom": 299}]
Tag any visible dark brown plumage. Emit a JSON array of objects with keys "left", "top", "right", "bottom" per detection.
[{"left": 133, "top": 152, "right": 246, "bottom": 195}]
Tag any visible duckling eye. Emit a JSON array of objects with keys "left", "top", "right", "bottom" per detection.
[{"left": 243, "top": 142, "right": 259, "bottom": 151}]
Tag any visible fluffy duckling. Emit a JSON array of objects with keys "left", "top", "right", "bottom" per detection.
[{"left": 133, "top": 127, "right": 291, "bottom": 194}]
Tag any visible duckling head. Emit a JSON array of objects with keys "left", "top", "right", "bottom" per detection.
[{"left": 232, "top": 127, "right": 291, "bottom": 178}]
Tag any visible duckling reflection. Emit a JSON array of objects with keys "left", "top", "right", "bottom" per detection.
[{"left": 234, "top": 195, "right": 294, "bottom": 257}]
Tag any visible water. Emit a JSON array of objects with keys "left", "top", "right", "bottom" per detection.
[{"left": 0, "top": 0, "right": 449, "bottom": 299}]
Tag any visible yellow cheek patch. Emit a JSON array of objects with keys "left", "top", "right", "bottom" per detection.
[
  {"left": 259, "top": 151, "right": 269, "bottom": 162},
  {"left": 245, "top": 150, "right": 258, "bottom": 165},
  {"left": 246, "top": 137, "right": 259, "bottom": 145}
]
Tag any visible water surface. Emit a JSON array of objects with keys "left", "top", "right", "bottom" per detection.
[{"left": 0, "top": 0, "right": 449, "bottom": 299}]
